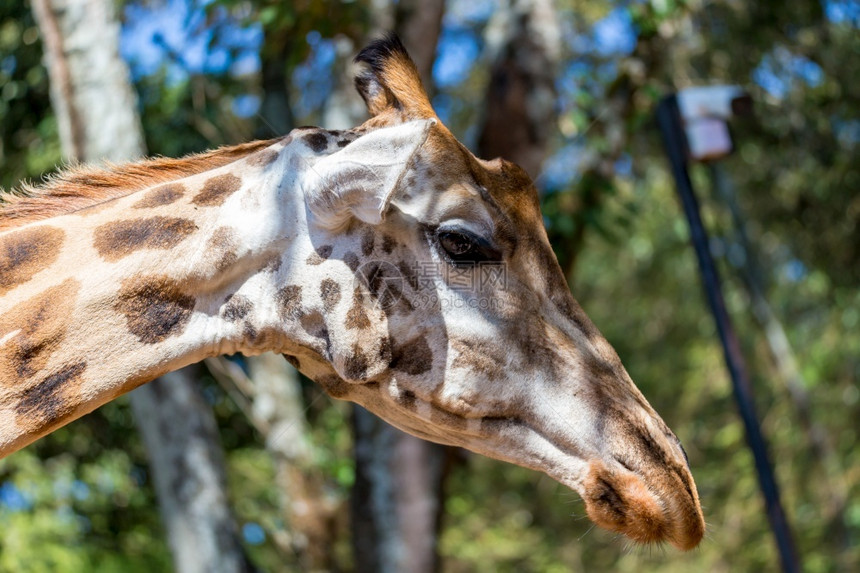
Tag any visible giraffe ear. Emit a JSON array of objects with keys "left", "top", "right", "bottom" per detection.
[
  {"left": 304, "top": 119, "right": 435, "bottom": 229},
  {"left": 354, "top": 33, "right": 435, "bottom": 120}
]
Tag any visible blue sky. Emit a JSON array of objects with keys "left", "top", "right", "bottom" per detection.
[{"left": 121, "top": 0, "right": 261, "bottom": 81}]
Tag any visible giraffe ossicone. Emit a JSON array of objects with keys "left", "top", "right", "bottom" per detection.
[{"left": 0, "top": 34, "right": 705, "bottom": 550}]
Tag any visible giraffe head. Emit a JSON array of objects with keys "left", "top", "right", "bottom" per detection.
[{"left": 268, "top": 36, "right": 704, "bottom": 550}]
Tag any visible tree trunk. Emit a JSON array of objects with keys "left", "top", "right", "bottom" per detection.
[
  {"left": 478, "top": 0, "right": 561, "bottom": 178},
  {"left": 205, "top": 352, "right": 344, "bottom": 570},
  {"left": 30, "top": 0, "right": 145, "bottom": 162},
  {"left": 351, "top": 407, "right": 449, "bottom": 573},
  {"left": 246, "top": 353, "right": 339, "bottom": 571},
  {"left": 255, "top": 27, "right": 294, "bottom": 139},
  {"left": 130, "top": 369, "right": 254, "bottom": 573},
  {"left": 31, "top": 1, "right": 250, "bottom": 571},
  {"left": 335, "top": 6, "right": 451, "bottom": 572}
]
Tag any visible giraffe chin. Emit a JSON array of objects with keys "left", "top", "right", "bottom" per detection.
[{"left": 581, "top": 461, "right": 705, "bottom": 551}]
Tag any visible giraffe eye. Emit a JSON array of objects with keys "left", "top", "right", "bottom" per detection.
[
  {"left": 436, "top": 229, "right": 500, "bottom": 264},
  {"left": 439, "top": 231, "right": 473, "bottom": 256}
]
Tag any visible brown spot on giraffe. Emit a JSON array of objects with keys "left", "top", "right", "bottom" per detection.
[
  {"left": 221, "top": 294, "right": 252, "bottom": 322},
  {"left": 345, "top": 288, "right": 371, "bottom": 330},
  {"left": 133, "top": 183, "right": 186, "bottom": 209},
  {"left": 277, "top": 285, "right": 302, "bottom": 320},
  {"left": 361, "top": 229, "right": 375, "bottom": 256},
  {"left": 343, "top": 344, "right": 369, "bottom": 380},
  {"left": 0, "top": 278, "right": 80, "bottom": 385},
  {"left": 320, "top": 279, "right": 341, "bottom": 312},
  {"left": 206, "top": 227, "right": 239, "bottom": 272},
  {"left": 343, "top": 251, "right": 360, "bottom": 272},
  {"left": 357, "top": 261, "right": 404, "bottom": 311},
  {"left": 306, "top": 244, "right": 333, "bottom": 265},
  {"left": 15, "top": 361, "right": 87, "bottom": 424},
  {"left": 247, "top": 149, "right": 279, "bottom": 167},
  {"left": 0, "top": 226, "right": 65, "bottom": 297},
  {"left": 244, "top": 325, "right": 281, "bottom": 350},
  {"left": 451, "top": 338, "right": 505, "bottom": 381},
  {"left": 303, "top": 131, "right": 329, "bottom": 153},
  {"left": 243, "top": 323, "right": 258, "bottom": 341},
  {"left": 381, "top": 234, "right": 397, "bottom": 254},
  {"left": 299, "top": 311, "right": 331, "bottom": 358},
  {"left": 329, "top": 127, "right": 364, "bottom": 148},
  {"left": 377, "top": 335, "right": 392, "bottom": 364},
  {"left": 391, "top": 336, "right": 433, "bottom": 375},
  {"left": 93, "top": 216, "right": 197, "bottom": 262},
  {"left": 397, "top": 389, "right": 417, "bottom": 410},
  {"left": 316, "top": 373, "right": 350, "bottom": 398},
  {"left": 262, "top": 253, "right": 282, "bottom": 273},
  {"left": 115, "top": 276, "right": 196, "bottom": 344},
  {"left": 191, "top": 173, "right": 242, "bottom": 206}
]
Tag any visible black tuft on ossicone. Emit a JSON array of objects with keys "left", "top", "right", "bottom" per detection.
[
  {"left": 354, "top": 32, "right": 409, "bottom": 71},
  {"left": 353, "top": 33, "right": 407, "bottom": 114},
  {"left": 352, "top": 33, "right": 432, "bottom": 119}
]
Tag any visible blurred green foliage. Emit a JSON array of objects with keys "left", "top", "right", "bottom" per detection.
[
  {"left": 0, "top": 3, "right": 59, "bottom": 190},
  {"left": 0, "top": 398, "right": 171, "bottom": 572},
  {"left": 1, "top": 0, "right": 858, "bottom": 571}
]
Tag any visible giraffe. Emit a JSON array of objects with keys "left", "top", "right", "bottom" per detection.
[{"left": 0, "top": 35, "right": 704, "bottom": 550}]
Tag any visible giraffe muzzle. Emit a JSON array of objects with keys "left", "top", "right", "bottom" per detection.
[{"left": 582, "top": 459, "right": 705, "bottom": 551}]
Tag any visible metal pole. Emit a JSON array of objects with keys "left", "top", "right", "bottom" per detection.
[{"left": 656, "top": 95, "right": 800, "bottom": 573}]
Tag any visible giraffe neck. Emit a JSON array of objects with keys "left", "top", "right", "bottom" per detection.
[{"left": 0, "top": 134, "right": 323, "bottom": 456}]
